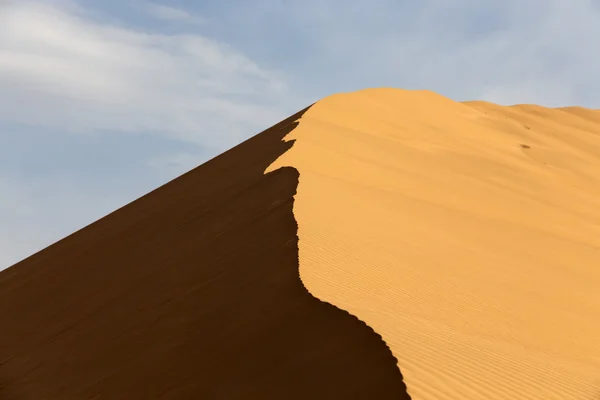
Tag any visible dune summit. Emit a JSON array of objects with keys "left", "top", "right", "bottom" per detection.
[
  {"left": 1, "top": 87, "right": 599, "bottom": 399},
  {"left": 268, "top": 88, "right": 600, "bottom": 399}
]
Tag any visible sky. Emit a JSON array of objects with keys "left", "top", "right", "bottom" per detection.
[{"left": 1, "top": 0, "right": 600, "bottom": 270}]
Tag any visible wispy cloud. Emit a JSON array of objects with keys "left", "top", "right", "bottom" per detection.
[
  {"left": 0, "top": 1, "right": 292, "bottom": 147},
  {"left": 144, "top": 2, "right": 206, "bottom": 25}
]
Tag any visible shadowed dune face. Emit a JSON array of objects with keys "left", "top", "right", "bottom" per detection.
[
  {"left": 268, "top": 88, "right": 600, "bottom": 399},
  {"left": 0, "top": 107, "right": 410, "bottom": 399}
]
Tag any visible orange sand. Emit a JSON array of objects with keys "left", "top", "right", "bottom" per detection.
[{"left": 267, "top": 88, "right": 600, "bottom": 399}]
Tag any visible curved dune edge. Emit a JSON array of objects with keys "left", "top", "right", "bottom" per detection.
[
  {"left": 270, "top": 113, "right": 409, "bottom": 382},
  {"left": 266, "top": 88, "right": 600, "bottom": 400}
]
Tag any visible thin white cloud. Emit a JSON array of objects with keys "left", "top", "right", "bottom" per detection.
[
  {"left": 0, "top": 1, "right": 292, "bottom": 147},
  {"left": 144, "top": 3, "right": 206, "bottom": 25}
]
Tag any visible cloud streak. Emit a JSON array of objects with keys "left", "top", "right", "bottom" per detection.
[
  {"left": 0, "top": 1, "right": 292, "bottom": 147},
  {"left": 144, "top": 3, "right": 206, "bottom": 25}
]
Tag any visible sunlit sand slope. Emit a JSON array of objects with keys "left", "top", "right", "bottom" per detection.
[{"left": 267, "top": 88, "right": 600, "bottom": 400}]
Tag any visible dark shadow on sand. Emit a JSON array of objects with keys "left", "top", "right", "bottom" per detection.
[{"left": 0, "top": 107, "right": 411, "bottom": 399}]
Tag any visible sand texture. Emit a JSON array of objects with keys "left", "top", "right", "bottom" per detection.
[
  {"left": 0, "top": 107, "right": 410, "bottom": 399},
  {"left": 266, "top": 88, "right": 600, "bottom": 399}
]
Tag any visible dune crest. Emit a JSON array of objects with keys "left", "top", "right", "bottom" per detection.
[{"left": 267, "top": 88, "right": 600, "bottom": 399}]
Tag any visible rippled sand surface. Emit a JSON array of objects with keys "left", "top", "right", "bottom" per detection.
[{"left": 267, "top": 88, "right": 600, "bottom": 400}]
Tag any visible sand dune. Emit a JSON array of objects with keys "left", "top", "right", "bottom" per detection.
[
  {"left": 0, "top": 107, "right": 409, "bottom": 399},
  {"left": 267, "top": 88, "right": 600, "bottom": 399},
  {"left": 2, "top": 87, "right": 599, "bottom": 399}
]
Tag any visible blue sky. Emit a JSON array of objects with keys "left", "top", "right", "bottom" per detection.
[{"left": 1, "top": 0, "right": 600, "bottom": 269}]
